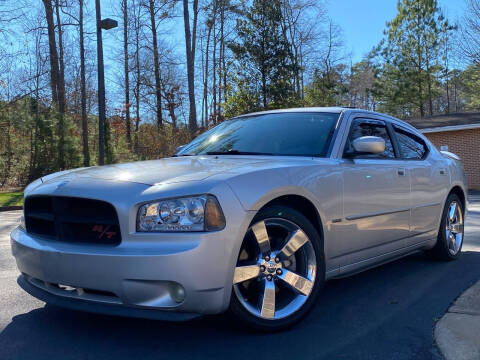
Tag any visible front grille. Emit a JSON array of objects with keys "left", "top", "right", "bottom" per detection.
[{"left": 24, "top": 196, "right": 121, "bottom": 245}]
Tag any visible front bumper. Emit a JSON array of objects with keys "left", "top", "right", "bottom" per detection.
[
  {"left": 10, "top": 220, "right": 249, "bottom": 318},
  {"left": 11, "top": 178, "right": 255, "bottom": 319},
  {"left": 17, "top": 274, "right": 198, "bottom": 321}
]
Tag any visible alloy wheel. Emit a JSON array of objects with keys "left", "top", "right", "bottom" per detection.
[
  {"left": 233, "top": 218, "right": 317, "bottom": 320},
  {"left": 445, "top": 201, "right": 464, "bottom": 255}
]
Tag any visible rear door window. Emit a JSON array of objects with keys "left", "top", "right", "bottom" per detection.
[{"left": 394, "top": 127, "right": 427, "bottom": 160}]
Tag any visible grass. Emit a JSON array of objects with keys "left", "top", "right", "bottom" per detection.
[{"left": 0, "top": 191, "right": 24, "bottom": 207}]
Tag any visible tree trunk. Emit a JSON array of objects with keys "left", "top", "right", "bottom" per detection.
[
  {"left": 134, "top": 11, "right": 141, "bottom": 152},
  {"left": 221, "top": 0, "right": 227, "bottom": 115},
  {"left": 192, "top": 0, "right": 198, "bottom": 59},
  {"left": 425, "top": 54, "right": 433, "bottom": 116},
  {"left": 212, "top": 10, "right": 217, "bottom": 122},
  {"left": 218, "top": 0, "right": 224, "bottom": 115},
  {"left": 454, "top": 74, "right": 458, "bottom": 112},
  {"left": 95, "top": 0, "right": 107, "bottom": 165},
  {"left": 1, "top": 113, "right": 12, "bottom": 187},
  {"left": 300, "top": 49, "right": 304, "bottom": 99},
  {"left": 42, "top": 0, "right": 59, "bottom": 106},
  {"left": 166, "top": 92, "right": 177, "bottom": 128},
  {"left": 445, "top": 74, "right": 450, "bottom": 114},
  {"left": 54, "top": 0, "right": 66, "bottom": 115},
  {"left": 32, "top": 41, "right": 41, "bottom": 177},
  {"left": 212, "top": 49, "right": 217, "bottom": 121},
  {"left": 182, "top": 0, "right": 197, "bottom": 136},
  {"left": 203, "top": 23, "right": 212, "bottom": 128},
  {"left": 414, "top": 9, "right": 425, "bottom": 118},
  {"left": 445, "top": 39, "right": 450, "bottom": 114},
  {"left": 148, "top": 0, "right": 163, "bottom": 130},
  {"left": 280, "top": 1, "right": 299, "bottom": 96},
  {"left": 200, "top": 38, "right": 205, "bottom": 127},
  {"left": 417, "top": 67, "right": 424, "bottom": 117},
  {"left": 122, "top": 0, "right": 132, "bottom": 148},
  {"left": 79, "top": 0, "right": 90, "bottom": 166},
  {"left": 42, "top": 0, "right": 65, "bottom": 169},
  {"left": 260, "top": 29, "right": 267, "bottom": 107}
]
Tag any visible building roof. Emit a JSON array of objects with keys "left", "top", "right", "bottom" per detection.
[{"left": 406, "top": 112, "right": 480, "bottom": 133}]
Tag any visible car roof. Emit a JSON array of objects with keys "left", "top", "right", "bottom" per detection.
[
  {"left": 233, "top": 107, "right": 420, "bottom": 133},
  {"left": 233, "top": 107, "right": 345, "bottom": 118}
]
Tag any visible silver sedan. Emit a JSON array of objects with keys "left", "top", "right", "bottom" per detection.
[{"left": 10, "top": 107, "right": 467, "bottom": 330}]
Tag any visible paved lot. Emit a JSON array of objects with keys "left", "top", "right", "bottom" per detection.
[
  {"left": 435, "top": 280, "right": 480, "bottom": 360},
  {"left": 1, "top": 196, "right": 480, "bottom": 360}
]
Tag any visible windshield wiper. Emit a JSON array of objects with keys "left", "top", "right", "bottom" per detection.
[{"left": 205, "top": 150, "right": 274, "bottom": 156}]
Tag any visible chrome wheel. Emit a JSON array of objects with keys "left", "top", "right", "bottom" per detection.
[
  {"left": 233, "top": 218, "right": 317, "bottom": 320},
  {"left": 445, "top": 201, "right": 464, "bottom": 255}
]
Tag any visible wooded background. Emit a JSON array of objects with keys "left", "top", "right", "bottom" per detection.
[{"left": 1, "top": 0, "right": 480, "bottom": 188}]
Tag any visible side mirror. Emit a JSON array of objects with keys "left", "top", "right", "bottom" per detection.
[{"left": 351, "top": 136, "right": 385, "bottom": 154}]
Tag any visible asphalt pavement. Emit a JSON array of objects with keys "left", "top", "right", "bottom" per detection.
[{"left": 1, "top": 195, "right": 479, "bottom": 360}]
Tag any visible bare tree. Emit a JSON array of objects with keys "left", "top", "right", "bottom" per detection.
[
  {"left": 132, "top": 0, "right": 142, "bottom": 151},
  {"left": 122, "top": 0, "right": 132, "bottom": 148},
  {"left": 42, "top": 0, "right": 66, "bottom": 168},
  {"left": 147, "top": 0, "right": 163, "bottom": 130},
  {"left": 211, "top": 0, "right": 217, "bottom": 122},
  {"left": 203, "top": 17, "right": 213, "bottom": 127},
  {"left": 79, "top": 0, "right": 90, "bottom": 166},
  {"left": 54, "top": 0, "right": 67, "bottom": 114},
  {"left": 182, "top": 0, "right": 198, "bottom": 136},
  {"left": 460, "top": 0, "right": 480, "bottom": 63},
  {"left": 42, "top": 0, "right": 59, "bottom": 106},
  {"left": 280, "top": 0, "right": 328, "bottom": 98}
]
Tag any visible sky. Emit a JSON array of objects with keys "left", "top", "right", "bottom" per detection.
[
  {"left": 2, "top": 0, "right": 469, "bottom": 124},
  {"left": 327, "top": 0, "right": 466, "bottom": 63},
  {"left": 102, "top": 0, "right": 468, "bottom": 81},
  {"left": 97, "top": 0, "right": 469, "bottom": 123}
]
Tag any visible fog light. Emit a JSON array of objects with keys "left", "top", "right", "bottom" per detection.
[{"left": 171, "top": 284, "right": 185, "bottom": 303}]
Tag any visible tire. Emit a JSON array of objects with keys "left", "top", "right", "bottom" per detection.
[
  {"left": 230, "top": 205, "right": 325, "bottom": 331},
  {"left": 426, "top": 193, "right": 465, "bottom": 261}
]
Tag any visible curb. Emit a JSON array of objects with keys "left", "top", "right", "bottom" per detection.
[
  {"left": 435, "top": 280, "right": 480, "bottom": 360},
  {"left": 0, "top": 206, "right": 22, "bottom": 212}
]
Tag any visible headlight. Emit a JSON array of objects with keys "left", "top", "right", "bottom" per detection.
[{"left": 136, "top": 194, "right": 225, "bottom": 232}]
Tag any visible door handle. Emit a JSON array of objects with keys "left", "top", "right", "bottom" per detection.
[
  {"left": 440, "top": 168, "right": 447, "bottom": 175},
  {"left": 397, "top": 168, "right": 406, "bottom": 176}
]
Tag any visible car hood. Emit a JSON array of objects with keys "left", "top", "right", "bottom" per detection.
[{"left": 39, "top": 156, "right": 277, "bottom": 186}]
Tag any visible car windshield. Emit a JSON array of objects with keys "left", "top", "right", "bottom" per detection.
[{"left": 177, "top": 112, "right": 340, "bottom": 157}]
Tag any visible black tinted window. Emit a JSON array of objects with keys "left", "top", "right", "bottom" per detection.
[
  {"left": 394, "top": 127, "right": 426, "bottom": 159},
  {"left": 178, "top": 112, "right": 339, "bottom": 157},
  {"left": 345, "top": 118, "right": 395, "bottom": 159}
]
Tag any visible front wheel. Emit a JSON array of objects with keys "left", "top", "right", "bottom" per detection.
[
  {"left": 427, "top": 193, "right": 465, "bottom": 260},
  {"left": 230, "top": 206, "right": 324, "bottom": 331}
]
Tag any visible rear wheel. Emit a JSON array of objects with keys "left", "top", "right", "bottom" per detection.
[
  {"left": 230, "top": 206, "right": 324, "bottom": 331},
  {"left": 427, "top": 193, "right": 464, "bottom": 260}
]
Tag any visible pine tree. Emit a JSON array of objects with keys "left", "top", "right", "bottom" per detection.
[
  {"left": 229, "top": 0, "right": 299, "bottom": 110},
  {"left": 380, "top": 0, "right": 453, "bottom": 117}
]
